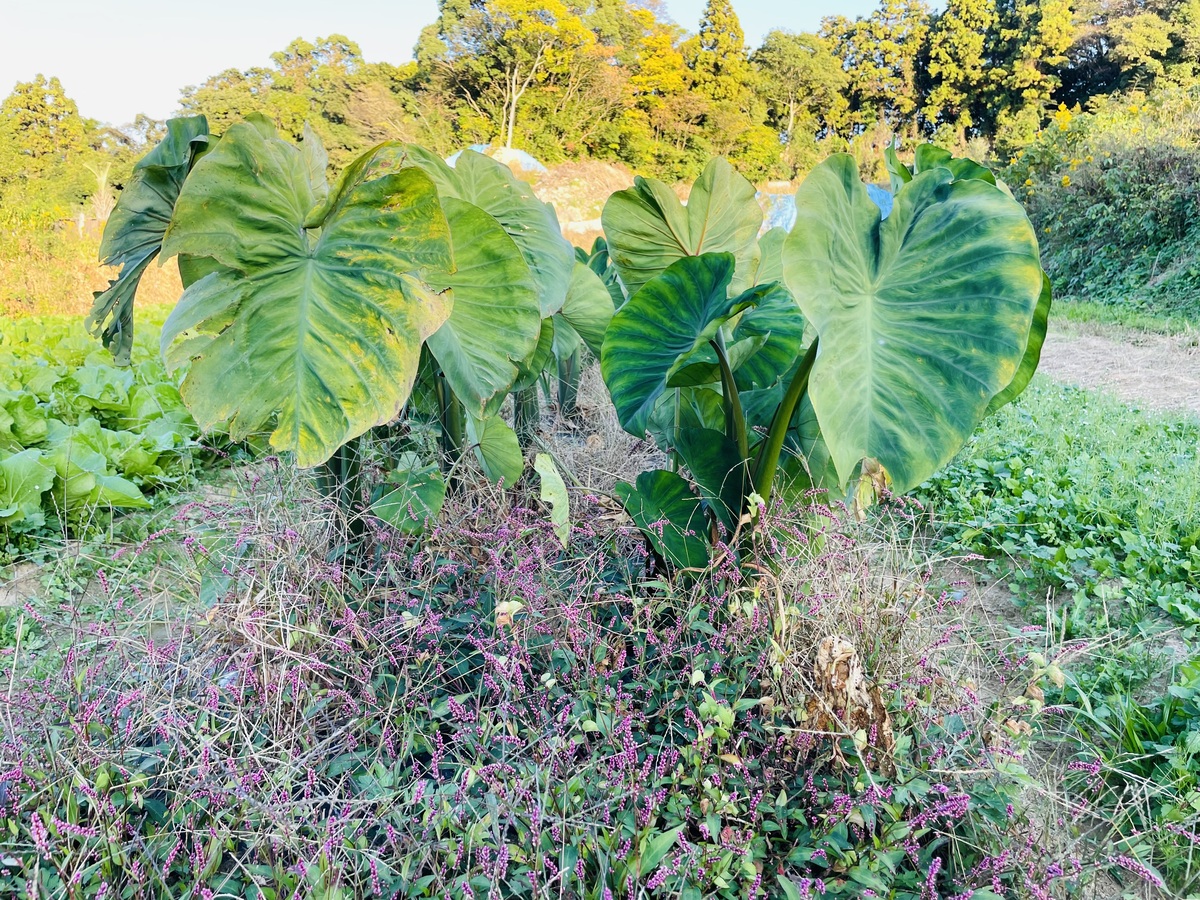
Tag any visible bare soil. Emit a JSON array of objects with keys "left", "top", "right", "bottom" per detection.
[{"left": 1040, "top": 323, "right": 1200, "bottom": 416}]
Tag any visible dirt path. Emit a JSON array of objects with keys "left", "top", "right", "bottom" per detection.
[{"left": 1038, "top": 325, "right": 1200, "bottom": 417}]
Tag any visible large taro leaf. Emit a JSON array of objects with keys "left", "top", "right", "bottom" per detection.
[
  {"left": 465, "top": 411, "right": 523, "bottom": 485},
  {"left": 986, "top": 272, "right": 1052, "bottom": 416},
  {"left": 511, "top": 317, "right": 556, "bottom": 394},
  {"left": 614, "top": 469, "right": 710, "bottom": 570},
  {"left": 885, "top": 144, "right": 996, "bottom": 194},
  {"left": 557, "top": 261, "right": 615, "bottom": 357},
  {"left": 782, "top": 155, "right": 1043, "bottom": 494},
  {"left": 647, "top": 386, "right": 724, "bottom": 453},
  {"left": 752, "top": 227, "right": 788, "bottom": 287},
  {"left": 371, "top": 452, "right": 446, "bottom": 535},
  {"left": 159, "top": 123, "right": 454, "bottom": 467},
  {"left": 424, "top": 197, "right": 542, "bottom": 416},
  {"left": 406, "top": 146, "right": 574, "bottom": 317},
  {"left": 88, "top": 115, "right": 211, "bottom": 364},
  {"left": 602, "top": 158, "right": 762, "bottom": 299},
  {"left": 578, "top": 235, "right": 627, "bottom": 309},
  {"left": 729, "top": 281, "right": 806, "bottom": 391},
  {"left": 675, "top": 426, "right": 748, "bottom": 539},
  {"left": 601, "top": 254, "right": 758, "bottom": 438}
]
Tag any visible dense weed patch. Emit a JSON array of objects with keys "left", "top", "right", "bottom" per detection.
[
  {"left": 921, "top": 376, "right": 1200, "bottom": 894},
  {"left": 0, "top": 464, "right": 1102, "bottom": 899},
  {"left": 1008, "top": 88, "right": 1200, "bottom": 321},
  {"left": 919, "top": 379, "right": 1200, "bottom": 630}
]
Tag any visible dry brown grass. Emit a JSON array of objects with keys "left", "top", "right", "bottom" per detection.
[
  {"left": 537, "top": 361, "right": 664, "bottom": 493},
  {"left": 0, "top": 227, "right": 181, "bottom": 320}
]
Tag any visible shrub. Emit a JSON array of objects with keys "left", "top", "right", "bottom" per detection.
[{"left": 1008, "top": 88, "right": 1200, "bottom": 319}]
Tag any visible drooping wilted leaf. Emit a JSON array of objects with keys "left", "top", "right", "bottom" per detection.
[
  {"left": 159, "top": 124, "right": 454, "bottom": 467},
  {"left": 602, "top": 158, "right": 762, "bottom": 299},
  {"left": 534, "top": 452, "right": 570, "bottom": 547},
  {"left": 88, "top": 115, "right": 211, "bottom": 364},
  {"left": 782, "top": 155, "right": 1043, "bottom": 493}
]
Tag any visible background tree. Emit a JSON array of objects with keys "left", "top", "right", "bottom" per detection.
[
  {"left": 752, "top": 30, "right": 848, "bottom": 174},
  {"left": 438, "top": 0, "right": 596, "bottom": 149},
  {"left": 823, "top": 0, "right": 932, "bottom": 139},
  {"left": 0, "top": 75, "right": 95, "bottom": 216},
  {"left": 985, "top": 0, "right": 1074, "bottom": 149},
  {"left": 923, "top": 0, "right": 998, "bottom": 142},
  {"left": 683, "top": 0, "right": 779, "bottom": 178}
]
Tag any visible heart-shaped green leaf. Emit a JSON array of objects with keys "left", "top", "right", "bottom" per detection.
[
  {"left": 371, "top": 453, "right": 446, "bottom": 534},
  {"left": 466, "top": 411, "right": 523, "bottom": 485},
  {"left": 601, "top": 253, "right": 757, "bottom": 438},
  {"left": 783, "top": 155, "right": 1043, "bottom": 493},
  {"left": 614, "top": 469, "right": 710, "bottom": 570},
  {"left": 602, "top": 158, "right": 762, "bottom": 299},
  {"left": 159, "top": 124, "right": 454, "bottom": 467}
]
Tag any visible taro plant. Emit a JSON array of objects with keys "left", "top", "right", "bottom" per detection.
[
  {"left": 89, "top": 116, "right": 596, "bottom": 537},
  {"left": 600, "top": 152, "right": 1051, "bottom": 569},
  {"left": 396, "top": 147, "right": 611, "bottom": 466}
]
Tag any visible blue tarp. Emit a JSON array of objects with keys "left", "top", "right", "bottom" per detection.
[
  {"left": 866, "top": 184, "right": 894, "bottom": 219},
  {"left": 445, "top": 145, "right": 549, "bottom": 174},
  {"left": 758, "top": 192, "right": 797, "bottom": 232},
  {"left": 756, "top": 183, "right": 894, "bottom": 233}
]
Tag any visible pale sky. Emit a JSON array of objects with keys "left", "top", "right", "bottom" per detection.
[{"left": 1, "top": 0, "right": 881, "bottom": 126}]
